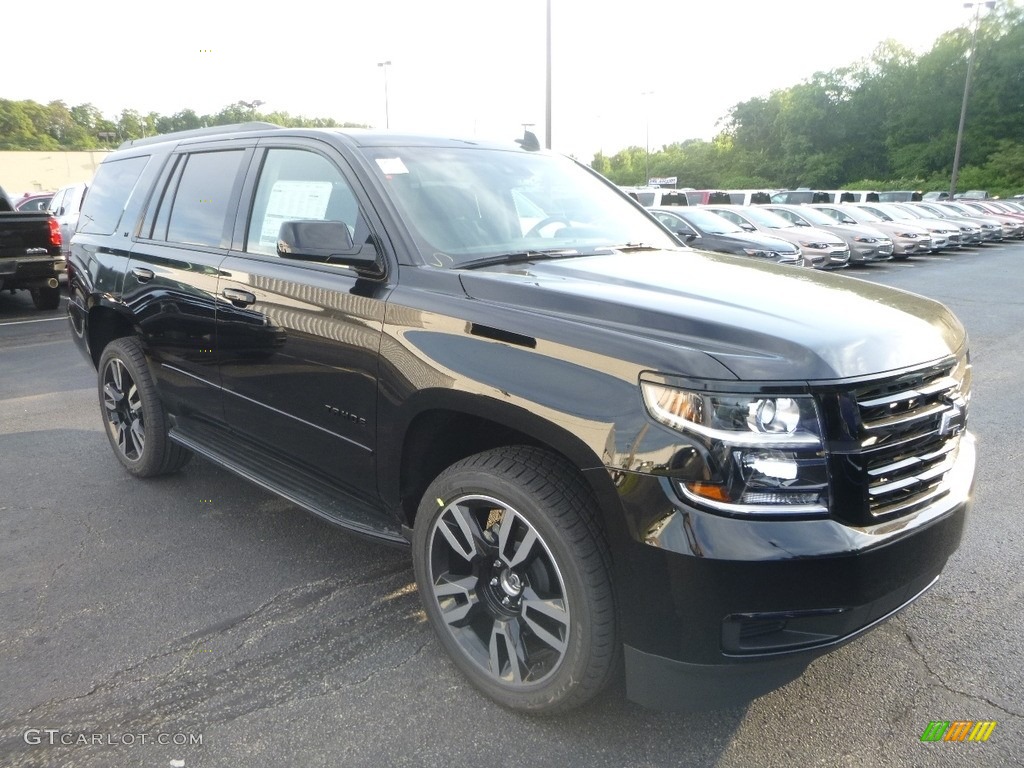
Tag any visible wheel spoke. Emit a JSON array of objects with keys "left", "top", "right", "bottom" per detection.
[
  {"left": 502, "top": 516, "right": 538, "bottom": 569},
  {"left": 102, "top": 383, "right": 122, "bottom": 410},
  {"left": 127, "top": 383, "right": 142, "bottom": 414},
  {"left": 129, "top": 419, "right": 145, "bottom": 457},
  {"left": 521, "top": 587, "right": 569, "bottom": 654},
  {"left": 110, "top": 360, "right": 124, "bottom": 392},
  {"left": 433, "top": 574, "right": 479, "bottom": 625},
  {"left": 437, "top": 502, "right": 483, "bottom": 562},
  {"left": 489, "top": 620, "right": 528, "bottom": 683},
  {"left": 114, "top": 421, "right": 128, "bottom": 454}
]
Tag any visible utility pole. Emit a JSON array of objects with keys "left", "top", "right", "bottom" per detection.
[{"left": 949, "top": 1, "right": 996, "bottom": 198}]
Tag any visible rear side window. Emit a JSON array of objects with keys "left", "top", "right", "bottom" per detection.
[
  {"left": 164, "top": 150, "right": 246, "bottom": 247},
  {"left": 79, "top": 157, "right": 150, "bottom": 235}
]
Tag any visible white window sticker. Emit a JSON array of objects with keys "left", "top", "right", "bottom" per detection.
[
  {"left": 259, "top": 180, "right": 333, "bottom": 247},
  {"left": 375, "top": 157, "right": 409, "bottom": 176}
]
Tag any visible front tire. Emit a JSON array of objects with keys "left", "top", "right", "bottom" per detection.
[
  {"left": 412, "top": 446, "right": 618, "bottom": 713},
  {"left": 97, "top": 337, "right": 192, "bottom": 477}
]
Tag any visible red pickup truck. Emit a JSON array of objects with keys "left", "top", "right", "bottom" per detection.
[{"left": 0, "top": 186, "right": 65, "bottom": 309}]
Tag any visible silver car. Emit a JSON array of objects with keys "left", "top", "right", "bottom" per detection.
[
  {"left": 703, "top": 205, "right": 849, "bottom": 269},
  {"left": 765, "top": 204, "right": 893, "bottom": 264},
  {"left": 940, "top": 201, "right": 1015, "bottom": 240},
  {"left": 908, "top": 202, "right": 988, "bottom": 245},
  {"left": 46, "top": 182, "right": 89, "bottom": 257},
  {"left": 855, "top": 203, "right": 959, "bottom": 252},
  {"left": 811, "top": 204, "right": 932, "bottom": 257}
]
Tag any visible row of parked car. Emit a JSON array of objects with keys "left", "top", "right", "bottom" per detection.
[{"left": 639, "top": 194, "right": 1024, "bottom": 270}]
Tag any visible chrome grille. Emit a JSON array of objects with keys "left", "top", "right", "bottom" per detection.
[{"left": 853, "top": 360, "right": 969, "bottom": 518}]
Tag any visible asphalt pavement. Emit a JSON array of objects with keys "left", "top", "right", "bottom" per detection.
[{"left": 1, "top": 244, "right": 1022, "bottom": 768}]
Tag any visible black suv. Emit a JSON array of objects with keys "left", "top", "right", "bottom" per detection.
[{"left": 67, "top": 123, "right": 975, "bottom": 713}]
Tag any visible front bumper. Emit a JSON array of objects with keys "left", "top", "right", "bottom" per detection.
[{"left": 612, "top": 432, "right": 974, "bottom": 711}]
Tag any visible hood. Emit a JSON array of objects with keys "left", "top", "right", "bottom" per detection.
[
  {"left": 830, "top": 223, "right": 891, "bottom": 240},
  {"left": 723, "top": 230, "right": 800, "bottom": 253},
  {"left": 459, "top": 249, "right": 965, "bottom": 382},
  {"left": 762, "top": 225, "right": 845, "bottom": 248}
]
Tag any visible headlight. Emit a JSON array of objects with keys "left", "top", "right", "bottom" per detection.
[
  {"left": 742, "top": 247, "right": 772, "bottom": 259},
  {"left": 799, "top": 241, "right": 831, "bottom": 249},
  {"left": 640, "top": 382, "right": 828, "bottom": 515},
  {"left": 853, "top": 236, "right": 877, "bottom": 243},
  {"left": 895, "top": 232, "right": 919, "bottom": 238}
]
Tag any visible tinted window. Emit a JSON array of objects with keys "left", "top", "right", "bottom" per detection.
[
  {"left": 165, "top": 150, "right": 245, "bottom": 247},
  {"left": 246, "top": 148, "right": 364, "bottom": 257},
  {"left": 79, "top": 156, "right": 150, "bottom": 235}
]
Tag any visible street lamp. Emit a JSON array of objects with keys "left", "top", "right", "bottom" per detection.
[
  {"left": 949, "top": 1, "right": 996, "bottom": 198},
  {"left": 377, "top": 60, "right": 392, "bottom": 129},
  {"left": 545, "top": 0, "right": 552, "bottom": 149},
  {"left": 641, "top": 91, "right": 654, "bottom": 186}
]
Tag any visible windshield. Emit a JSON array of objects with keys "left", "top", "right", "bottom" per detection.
[
  {"left": 858, "top": 205, "right": 895, "bottom": 221},
  {"left": 360, "top": 145, "right": 676, "bottom": 267},
  {"left": 779, "top": 206, "right": 835, "bottom": 227},
  {"left": 675, "top": 208, "right": 743, "bottom": 234},
  {"left": 724, "top": 206, "right": 795, "bottom": 230},
  {"left": 839, "top": 205, "right": 883, "bottom": 223},
  {"left": 916, "top": 204, "right": 949, "bottom": 218},
  {"left": 892, "top": 204, "right": 926, "bottom": 219}
]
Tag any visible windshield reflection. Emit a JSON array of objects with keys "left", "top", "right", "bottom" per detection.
[{"left": 361, "top": 146, "right": 676, "bottom": 267}]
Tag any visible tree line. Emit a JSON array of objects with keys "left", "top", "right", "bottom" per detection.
[
  {"left": 0, "top": 100, "right": 366, "bottom": 151},
  {"left": 591, "top": 4, "right": 1024, "bottom": 196}
]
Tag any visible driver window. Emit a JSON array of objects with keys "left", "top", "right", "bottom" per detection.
[{"left": 247, "top": 149, "right": 363, "bottom": 256}]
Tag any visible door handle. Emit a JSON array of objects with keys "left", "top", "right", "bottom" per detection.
[
  {"left": 131, "top": 267, "right": 154, "bottom": 282},
  {"left": 222, "top": 288, "right": 257, "bottom": 306}
]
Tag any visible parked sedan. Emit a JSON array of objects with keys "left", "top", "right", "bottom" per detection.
[
  {"left": 965, "top": 200, "right": 1024, "bottom": 233},
  {"left": 764, "top": 204, "right": 893, "bottom": 264},
  {"left": 702, "top": 205, "right": 849, "bottom": 268},
  {"left": 46, "top": 182, "right": 88, "bottom": 257},
  {"left": 855, "top": 203, "right": 958, "bottom": 252},
  {"left": 902, "top": 202, "right": 986, "bottom": 245},
  {"left": 811, "top": 204, "right": 932, "bottom": 258},
  {"left": 13, "top": 192, "right": 54, "bottom": 212},
  {"left": 940, "top": 201, "right": 1018, "bottom": 240},
  {"left": 650, "top": 207, "right": 802, "bottom": 266}
]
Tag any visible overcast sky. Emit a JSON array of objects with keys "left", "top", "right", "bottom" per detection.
[{"left": 4, "top": 0, "right": 1009, "bottom": 160}]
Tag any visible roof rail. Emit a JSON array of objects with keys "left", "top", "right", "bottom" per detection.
[{"left": 117, "top": 121, "right": 282, "bottom": 149}]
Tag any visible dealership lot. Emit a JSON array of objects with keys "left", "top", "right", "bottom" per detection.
[{"left": 1, "top": 242, "right": 1022, "bottom": 767}]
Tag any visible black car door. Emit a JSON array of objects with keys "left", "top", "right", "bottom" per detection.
[
  {"left": 125, "top": 143, "right": 254, "bottom": 424},
  {"left": 217, "top": 139, "right": 394, "bottom": 518}
]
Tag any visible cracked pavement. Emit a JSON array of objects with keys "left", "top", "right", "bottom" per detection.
[{"left": 2, "top": 246, "right": 1024, "bottom": 767}]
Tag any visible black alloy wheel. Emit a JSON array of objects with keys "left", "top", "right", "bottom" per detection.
[
  {"left": 97, "top": 337, "right": 192, "bottom": 477},
  {"left": 413, "top": 446, "right": 618, "bottom": 712}
]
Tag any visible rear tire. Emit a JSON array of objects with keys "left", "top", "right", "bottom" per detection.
[
  {"left": 412, "top": 446, "right": 618, "bottom": 713},
  {"left": 97, "top": 337, "right": 192, "bottom": 477},
  {"left": 30, "top": 286, "right": 60, "bottom": 310}
]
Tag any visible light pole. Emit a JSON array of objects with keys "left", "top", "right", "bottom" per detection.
[
  {"left": 377, "top": 60, "right": 392, "bottom": 129},
  {"left": 949, "top": 1, "right": 995, "bottom": 198},
  {"left": 545, "top": 0, "right": 552, "bottom": 149},
  {"left": 641, "top": 91, "right": 654, "bottom": 186}
]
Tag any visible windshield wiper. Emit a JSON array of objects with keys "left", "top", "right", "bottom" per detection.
[
  {"left": 457, "top": 249, "right": 583, "bottom": 270},
  {"left": 600, "top": 242, "right": 660, "bottom": 252}
]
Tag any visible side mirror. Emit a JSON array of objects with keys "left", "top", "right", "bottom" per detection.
[
  {"left": 678, "top": 230, "right": 698, "bottom": 243},
  {"left": 277, "top": 220, "right": 378, "bottom": 271}
]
